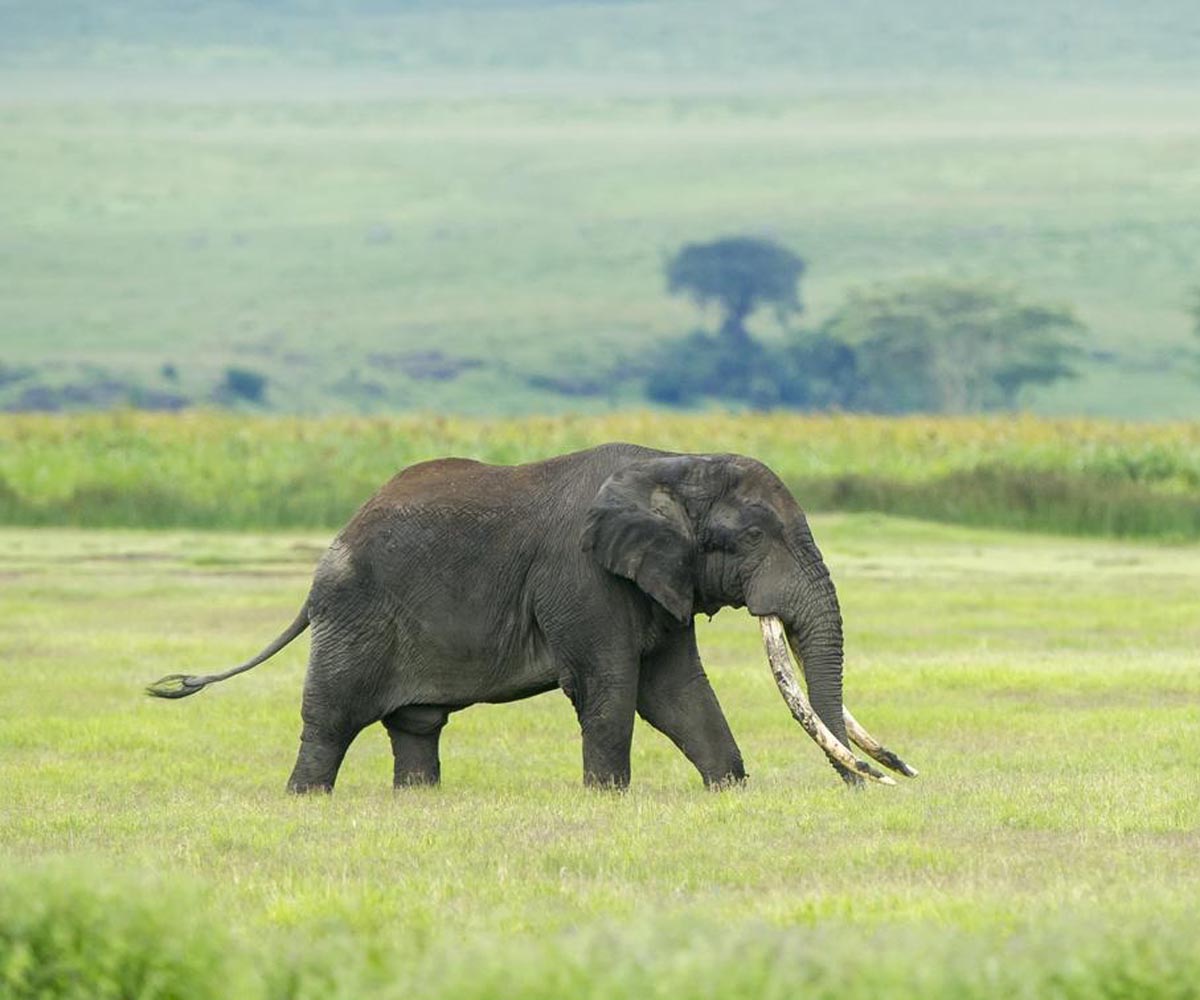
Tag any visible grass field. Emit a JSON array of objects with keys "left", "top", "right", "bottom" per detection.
[{"left": 2, "top": 517, "right": 1198, "bottom": 996}]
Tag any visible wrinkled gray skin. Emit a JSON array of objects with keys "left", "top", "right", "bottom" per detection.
[{"left": 155, "top": 443, "right": 853, "bottom": 791}]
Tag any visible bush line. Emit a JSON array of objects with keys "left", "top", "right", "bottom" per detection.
[
  {"left": 795, "top": 466, "right": 1200, "bottom": 539},
  {"left": 1, "top": 466, "right": 1198, "bottom": 539},
  {"left": 1, "top": 412, "right": 1198, "bottom": 538}
]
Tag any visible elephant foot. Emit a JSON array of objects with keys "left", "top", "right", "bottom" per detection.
[
  {"left": 286, "top": 779, "right": 335, "bottom": 795},
  {"left": 393, "top": 768, "right": 440, "bottom": 789},
  {"left": 703, "top": 770, "right": 748, "bottom": 791},
  {"left": 583, "top": 770, "right": 631, "bottom": 791}
]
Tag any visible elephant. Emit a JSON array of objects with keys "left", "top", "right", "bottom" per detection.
[{"left": 147, "top": 443, "right": 916, "bottom": 791}]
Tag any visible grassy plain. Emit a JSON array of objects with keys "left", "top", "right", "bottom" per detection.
[
  {"left": 2, "top": 518, "right": 1198, "bottom": 996},
  {"left": 3, "top": 84, "right": 1200, "bottom": 418}
]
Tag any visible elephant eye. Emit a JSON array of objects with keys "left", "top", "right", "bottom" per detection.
[{"left": 743, "top": 526, "right": 765, "bottom": 544}]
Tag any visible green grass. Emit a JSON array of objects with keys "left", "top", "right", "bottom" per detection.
[
  {"left": 2, "top": 412, "right": 1199, "bottom": 537},
  {"left": 2, "top": 518, "right": 1199, "bottom": 996},
  {"left": 2, "top": 84, "right": 1199, "bottom": 418}
]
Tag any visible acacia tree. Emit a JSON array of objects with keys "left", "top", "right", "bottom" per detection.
[
  {"left": 665, "top": 236, "right": 805, "bottom": 344},
  {"left": 823, "top": 280, "right": 1083, "bottom": 413}
]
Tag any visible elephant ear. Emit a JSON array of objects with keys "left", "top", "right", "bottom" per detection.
[{"left": 582, "top": 459, "right": 697, "bottom": 623}]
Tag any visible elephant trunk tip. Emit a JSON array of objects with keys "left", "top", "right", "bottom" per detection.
[{"left": 145, "top": 673, "right": 208, "bottom": 699}]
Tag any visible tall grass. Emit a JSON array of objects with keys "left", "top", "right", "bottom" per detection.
[{"left": 2, "top": 411, "right": 1198, "bottom": 537}]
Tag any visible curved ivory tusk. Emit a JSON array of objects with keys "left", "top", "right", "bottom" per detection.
[
  {"left": 778, "top": 628, "right": 919, "bottom": 779},
  {"left": 757, "top": 616, "right": 895, "bottom": 786},
  {"left": 842, "top": 707, "right": 919, "bottom": 778}
]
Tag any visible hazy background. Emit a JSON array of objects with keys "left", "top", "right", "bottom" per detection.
[{"left": 3, "top": 0, "right": 1198, "bottom": 417}]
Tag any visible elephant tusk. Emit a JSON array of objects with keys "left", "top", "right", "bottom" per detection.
[
  {"left": 757, "top": 616, "right": 895, "bottom": 786},
  {"left": 842, "top": 707, "right": 919, "bottom": 778},
  {"left": 778, "top": 628, "right": 918, "bottom": 778}
]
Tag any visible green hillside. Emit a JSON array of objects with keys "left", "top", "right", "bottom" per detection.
[
  {"left": 2, "top": 1, "right": 1198, "bottom": 417},
  {"left": 4, "top": 0, "right": 1199, "bottom": 82}
]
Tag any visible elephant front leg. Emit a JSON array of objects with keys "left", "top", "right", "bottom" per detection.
[
  {"left": 562, "top": 667, "right": 639, "bottom": 790},
  {"left": 637, "top": 629, "right": 746, "bottom": 789}
]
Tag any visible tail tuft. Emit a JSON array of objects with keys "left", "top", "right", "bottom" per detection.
[
  {"left": 145, "top": 674, "right": 208, "bottom": 699},
  {"left": 143, "top": 603, "right": 309, "bottom": 701}
]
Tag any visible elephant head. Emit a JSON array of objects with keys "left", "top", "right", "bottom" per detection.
[{"left": 584, "top": 453, "right": 915, "bottom": 785}]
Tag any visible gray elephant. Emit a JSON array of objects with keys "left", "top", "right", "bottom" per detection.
[{"left": 148, "top": 443, "right": 915, "bottom": 791}]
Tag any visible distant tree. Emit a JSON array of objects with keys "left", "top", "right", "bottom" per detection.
[
  {"left": 220, "top": 366, "right": 267, "bottom": 404},
  {"left": 665, "top": 236, "right": 805, "bottom": 345},
  {"left": 823, "top": 280, "right": 1082, "bottom": 413},
  {"left": 773, "top": 332, "right": 862, "bottom": 410},
  {"left": 643, "top": 326, "right": 863, "bottom": 412},
  {"left": 645, "top": 329, "right": 774, "bottom": 407}
]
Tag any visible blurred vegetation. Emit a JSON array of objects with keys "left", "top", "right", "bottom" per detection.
[
  {"left": 4, "top": 865, "right": 1199, "bottom": 1000},
  {"left": 647, "top": 264, "right": 1084, "bottom": 413},
  {"left": 2, "top": 86, "right": 1199, "bottom": 418},
  {"left": 821, "top": 280, "right": 1083, "bottom": 413},
  {"left": 0, "top": 866, "right": 251, "bottom": 1000},
  {"left": 1, "top": 412, "right": 1198, "bottom": 537}
]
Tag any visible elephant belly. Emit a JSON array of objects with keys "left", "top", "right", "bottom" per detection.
[
  {"left": 385, "top": 602, "right": 560, "bottom": 708},
  {"left": 386, "top": 646, "right": 559, "bottom": 708}
]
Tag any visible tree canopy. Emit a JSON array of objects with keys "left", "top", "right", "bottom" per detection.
[
  {"left": 644, "top": 272, "right": 1084, "bottom": 413},
  {"left": 822, "top": 280, "right": 1083, "bottom": 413},
  {"left": 665, "top": 236, "right": 805, "bottom": 343}
]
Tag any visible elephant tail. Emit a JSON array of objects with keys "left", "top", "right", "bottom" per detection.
[{"left": 145, "top": 604, "right": 310, "bottom": 699}]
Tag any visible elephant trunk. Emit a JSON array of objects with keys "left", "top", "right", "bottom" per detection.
[
  {"left": 757, "top": 616, "right": 893, "bottom": 785},
  {"left": 786, "top": 617, "right": 848, "bottom": 753},
  {"left": 780, "top": 555, "right": 850, "bottom": 749}
]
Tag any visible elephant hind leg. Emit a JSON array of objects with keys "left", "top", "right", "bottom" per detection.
[
  {"left": 287, "top": 723, "right": 358, "bottom": 794},
  {"left": 382, "top": 705, "right": 450, "bottom": 788},
  {"left": 287, "top": 624, "right": 391, "bottom": 794}
]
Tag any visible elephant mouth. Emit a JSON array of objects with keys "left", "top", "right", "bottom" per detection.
[{"left": 757, "top": 615, "right": 918, "bottom": 785}]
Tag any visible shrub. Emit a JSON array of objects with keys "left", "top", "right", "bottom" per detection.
[{"left": 220, "top": 367, "right": 268, "bottom": 404}]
